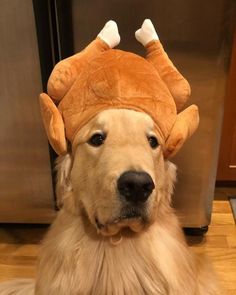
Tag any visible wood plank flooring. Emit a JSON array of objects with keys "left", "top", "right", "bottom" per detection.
[
  {"left": 187, "top": 200, "right": 236, "bottom": 294},
  {"left": 0, "top": 200, "right": 235, "bottom": 294}
]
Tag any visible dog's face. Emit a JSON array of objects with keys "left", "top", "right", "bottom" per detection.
[{"left": 68, "top": 109, "right": 173, "bottom": 236}]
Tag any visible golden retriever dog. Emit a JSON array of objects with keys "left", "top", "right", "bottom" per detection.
[{"left": 0, "top": 109, "right": 219, "bottom": 294}]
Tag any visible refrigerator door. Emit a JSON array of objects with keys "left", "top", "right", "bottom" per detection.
[
  {"left": 69, "top": 0, "right": 235, "bottom": 228},
  {"left": 0, "top": 0, "right": 56, "bottom": 223}
]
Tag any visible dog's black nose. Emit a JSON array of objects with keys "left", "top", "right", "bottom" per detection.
[{"left": 117, "top": 171, "right": 155, "bottom": 203}]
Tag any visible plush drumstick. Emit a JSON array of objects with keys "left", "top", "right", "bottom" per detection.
[
  {"left": 135, "top": 19, "right": 191, "bottom": 111},
  {"left": 47, "top": 20, "right": 120, "bottom": 102},
  {"left": 40, "top": 21, "right": 120, "bottom": 154}
]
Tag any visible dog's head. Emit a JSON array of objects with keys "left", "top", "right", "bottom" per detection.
[{"left": 57, "top": 109, "right": 176, "bottom": 236}]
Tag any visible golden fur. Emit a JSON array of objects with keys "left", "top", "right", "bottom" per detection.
[{"left": 0, "top": 110, "right": 218, "bottom": 294}]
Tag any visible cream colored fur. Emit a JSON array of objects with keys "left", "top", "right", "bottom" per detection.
[
  {"left": 0, "top": 110, "right": 219, "bottom": 294},
  {"left": 0, "top": 279, "right": 34, "bottom": 294}
]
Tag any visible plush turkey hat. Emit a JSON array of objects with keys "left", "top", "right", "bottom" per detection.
[{"left": 40, "top": 20, "right": 199, "bottom": 158}]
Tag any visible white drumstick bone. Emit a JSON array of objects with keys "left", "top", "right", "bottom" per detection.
[
  {"left": 97, "top": 20, "right": 121, "bottom": 48},
  {"left": 135, "top": 19, "right": 159, "bottom": 46}
]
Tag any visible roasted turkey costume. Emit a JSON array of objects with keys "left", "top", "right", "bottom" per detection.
[{"left": 39, "top": 20, "right": 199, "bottom": 158}]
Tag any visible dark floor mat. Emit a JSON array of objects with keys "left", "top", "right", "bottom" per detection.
[{"left": 229, "top": 196, "right": 236, "bottom": 223}]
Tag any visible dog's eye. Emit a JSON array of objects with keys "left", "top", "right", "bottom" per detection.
[
  {"left": 148, "top": 136, "right": 159, "bottom": 149},
  {"left": 88, "top": 133, "right": 106, "bottom": 147}
]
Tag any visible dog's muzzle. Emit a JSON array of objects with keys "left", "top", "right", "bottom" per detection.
[
  {"left": 95, "top": 171, "right": 155, "bottom": 237},
  {"left": 117, "top": 171, "right": 155, "bottom": 203}
]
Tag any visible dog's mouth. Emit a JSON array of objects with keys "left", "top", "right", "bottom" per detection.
[{"left": 95, "top": 206, "right": 148, "bottom": 236}]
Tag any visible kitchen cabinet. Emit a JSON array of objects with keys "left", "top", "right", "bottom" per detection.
[{"left": 217, "top": 29, "right": 236, "bottom": 181}]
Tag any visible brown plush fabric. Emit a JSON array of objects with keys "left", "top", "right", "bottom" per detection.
[
  {"left": 146, "top": 40, "right": 191, "bottom": 111},
  {"left": 39, "top": 37, "right": 199, "bottom": 157},
  {"left": 39, "top": 93, "right": 67, "bottom": 155},
  {"left": 58, "top": 49, "right": 177, "bottom": 143},
  {"left": 164, "top": 105, "right": 199, "bottom": 158},
  {"left": 47, "top": 38, "right": 109, "bottom": 101}
]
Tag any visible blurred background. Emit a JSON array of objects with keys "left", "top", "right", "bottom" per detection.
[{"left": 0, "top": 0, "right": 236, "bottom": 232}]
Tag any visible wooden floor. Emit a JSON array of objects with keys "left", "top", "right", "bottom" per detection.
[
  {"left": 0, "top": 200, "right": 235, "bottom": 294},
  {"left": 187, "top": 200, "right": 236, "bottom": 294}
]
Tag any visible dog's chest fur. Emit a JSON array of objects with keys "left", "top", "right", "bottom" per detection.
[{"left": 35, "top": 210, "right": 200, "bottom": 295}]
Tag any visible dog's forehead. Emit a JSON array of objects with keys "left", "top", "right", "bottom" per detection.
[{"left": 95, "top": 109, "right": 154, "bottom": 131}]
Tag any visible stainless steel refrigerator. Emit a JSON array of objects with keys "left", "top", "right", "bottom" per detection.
[{"left": 0, "top": 0, "right": 235, "bottom": 232}]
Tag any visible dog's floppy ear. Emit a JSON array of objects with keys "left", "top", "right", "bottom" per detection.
[
  {"left": 39, "top": 93, "right": 67, "bottom": 155},
  {"left": 163, "top": 105, "right": 199, "bottom": 158},
  {"left": 55, "top": 153, "right": 72, "bottom": 208}
]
